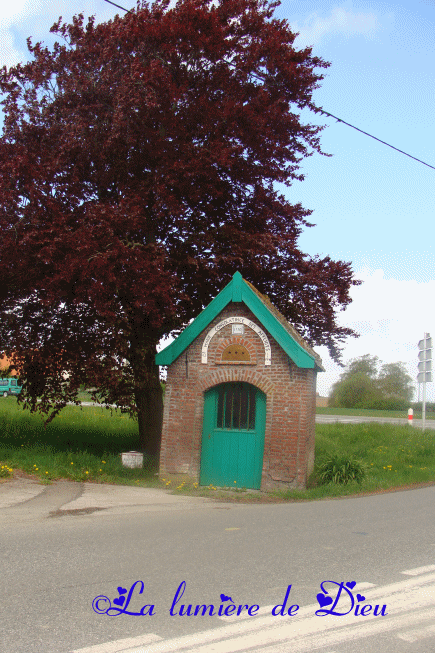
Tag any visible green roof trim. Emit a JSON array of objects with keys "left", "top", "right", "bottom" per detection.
[{"left": 155, "top": 272, "right": 323, "bottom": 370}]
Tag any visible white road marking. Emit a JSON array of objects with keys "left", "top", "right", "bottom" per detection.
[
  {"left": 72, "top": 633, "right": 162, "bottom": 653},
  {"left": 218, "top": 584, "right": 376, "bottom": 622},
  {"left": 218, "top": 604, "right": 275, "bottom": 622},
  {"left": 117, "top": 608, "right": 435, "bottom": 653},
  {"left": 397, "top": 622, "right": 435, "bottom": 642},
  {"left": 401, "top": 564, "right": 435, "bottom": 576},
  {"left": 80, "top": 571, "right": 435, "bottom": 653},
  {"left": 253, "top": 608, "right": 435, "bottom": 653}
]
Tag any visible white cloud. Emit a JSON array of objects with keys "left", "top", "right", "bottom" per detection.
[
  {"left": 0, "top": 31, "right": 21, "bottom": 70},
  {"left": 316, "top": 268, "right": 435, "bottom": 401},
  {"left": 293, "top": 6, "right": 379, "bottom": 46},
  {"left": 0, "top": 0, "right": 116, "bottom": 70},
  {"left": 0, "top": 0, "right": 39, "bottom": 22},
  {"left": 0, "top": 0, "right": 43, "bottom": 68}
]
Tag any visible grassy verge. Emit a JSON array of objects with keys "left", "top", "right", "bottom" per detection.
[
  {"left": 172, "top": 421, "right": 435, "bottom": 502},
  {"left": 0, "top": 398, "right": 434, "bottom": 500},
  {"left": 316, "top": 406, "right": 435, "bottom": 420},
  {"left": 0, "top": 397, "right": 159, "bottom": 486},
  {"left": 305, "top": 421, "right": 435, "bottom": 499}
]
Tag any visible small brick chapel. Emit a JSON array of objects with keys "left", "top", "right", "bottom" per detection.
[{"left": 155, "top": 272, "right": 324, "bottom": 490}]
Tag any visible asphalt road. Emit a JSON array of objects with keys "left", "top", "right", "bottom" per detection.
[
  {"left": 78, "top": 402, "right": 435, "bottom": 430},
  {"left": 315, "top": 414, "right": 435, "bottom": 430},
  {"left": 1, "top": 479, "right": 435, "bottom": 653}
]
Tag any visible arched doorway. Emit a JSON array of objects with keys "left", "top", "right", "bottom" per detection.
[{"left": 200, "top": 382, "right": 266, "bottom": 489}]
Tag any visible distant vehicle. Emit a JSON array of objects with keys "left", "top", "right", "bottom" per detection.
[{"left": 0, "top": 378, "right": 22, "bottom": 397}]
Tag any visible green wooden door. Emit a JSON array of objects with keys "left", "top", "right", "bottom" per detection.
[{"left": 200, "top": 382, "right": 266, "bottom": 489}]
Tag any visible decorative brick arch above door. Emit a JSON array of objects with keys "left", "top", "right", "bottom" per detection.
[
  {"left": 215, "top": 335, "right": 257, "bottom": 365},
  {"left": 196, "top": 368, "right": 275, "bottom": 396}
]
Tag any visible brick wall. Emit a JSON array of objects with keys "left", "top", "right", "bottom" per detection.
[{"left": 159, "top": 303, "right": 317, "bottom": 489}]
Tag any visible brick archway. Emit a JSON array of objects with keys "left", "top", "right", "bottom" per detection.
[
  {"left": 214, "top": 335, "right": 257, "bottom": 365},
  {"left": 196, "top": 368, "right": 275, "bottom": 396}
]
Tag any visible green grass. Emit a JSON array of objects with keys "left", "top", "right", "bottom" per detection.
[
  {"left": 305, "top": 421, "right": 435, "bottom": 497},
  {"left": 76, "top": 390, "right": 97, "bottom": 402},
  {"left": 316, "top": 406, "right": 435, "bottom": 420},
  {"left": 0, "top": 397, "right": 434, "bottom": 500},
  {"left": 168, "top": 420, "right": 435, "bottom": 501},
  {"left": 0, "top": 396, "right": 159, "bottom": 485}
]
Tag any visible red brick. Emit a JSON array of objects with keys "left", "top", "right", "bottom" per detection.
[{"left": 159, "top": 303, "right": 318, "bottom": 489}]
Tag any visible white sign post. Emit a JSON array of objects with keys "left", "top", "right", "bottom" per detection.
[{"left": 417, "top": 333, "right": 432, "bottom": 431}]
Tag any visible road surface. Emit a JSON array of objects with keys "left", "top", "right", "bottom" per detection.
[
  {"left": 315, "top": 414, "right": 435, "bottom": 430},
  {"left": 1, "top": 479, "right": 435, "bottom": 652}
]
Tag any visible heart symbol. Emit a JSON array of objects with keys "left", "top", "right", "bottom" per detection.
[
  {"left": 220, "top": 594, "right": 233, "bottom": 602},
  {"left": 113, "top": 596, "right": 125, "bottom": 606},
  {"left": 316, "top": 593, "right": 333, "bottom": 608},
  {"left": 357, "top": 594, "right": 365, "bottom": 602},
  {"left": 346, "top": 581, "right": 356, "bottom": 589},
  {"left": 117, "top": 587, "right": 127, "bottom": 595}
]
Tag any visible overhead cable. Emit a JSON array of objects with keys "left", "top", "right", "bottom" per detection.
[
  {"left": 320, "top": 110, "right": 435, "bottom": 171},
  {"left": 102, "top": 0, "right": 434, "bottom": 171}
]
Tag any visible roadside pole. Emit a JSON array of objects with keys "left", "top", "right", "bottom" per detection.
[
  {"left": 423, "top": 380, "right": 426, "bottom": 431},
  {"left": 417, "top": 333, "right": 432, "bottom": 432}
]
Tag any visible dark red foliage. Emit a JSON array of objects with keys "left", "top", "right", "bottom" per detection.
[{"left": 0, "top": 0, "right": 358, "bottom": 455}]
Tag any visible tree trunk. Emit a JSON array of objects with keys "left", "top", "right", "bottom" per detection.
[
  {"left": 129, "top": 326, "right": 163, "bottom": 462},
  {"left": 135, "top": 362, "right": 163, "bottom": 460}
]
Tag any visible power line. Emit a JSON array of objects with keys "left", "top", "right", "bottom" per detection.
[
  {"left": 103, "top": 0, "right": 133, "bottom": 14},
  {"left": 102, "top": 0, "right": 434, "bottom": 172},
  {"left": 320, "top": 110, "right": 435, "bottom": 171}
]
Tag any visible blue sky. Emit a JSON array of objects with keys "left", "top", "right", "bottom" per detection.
[{"left": 1, "top": 0, "right": 434, "bottom": 400}]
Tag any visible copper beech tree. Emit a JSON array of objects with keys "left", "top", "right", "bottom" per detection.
[{"left": 0, "top": 0, "right": 358, "bottom": 457}]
